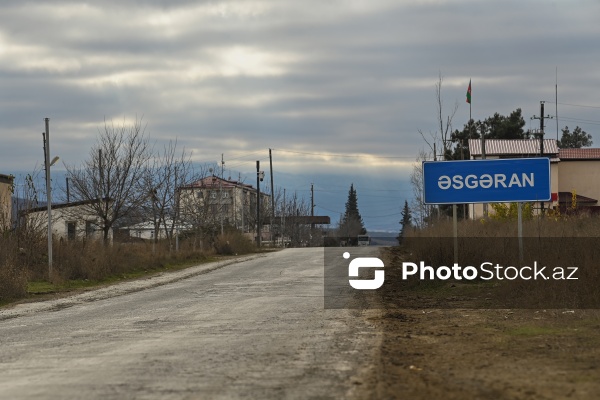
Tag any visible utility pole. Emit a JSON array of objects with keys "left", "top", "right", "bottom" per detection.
[
  {"left": 282, "top": 188, "right": 286, "bottom": 246},
  {"left": 532, "top": 101, "right": 553, "bottom": 156},
  {"left": 540, "top": 102, "right": 546, "bottom": 216},
  {"left": 461, "top": 140, "right": 466, "bottom": 219},
  {"left": 310, "top": 183, "right": 315, "bottom": 232},
  {"left": 220, "top": 154, "right": 224, "bottom": 235},
  {"left": 540, "top": 102, "right": 545, "bottom": 156},
  {"left": 433, "top": 142, "right": 437, "bottom": 221},
  {"left": 239, "top": 172, "right": 243, "bottom": 232},
  {"left": 43, "top": 118, "right": 52, "bottom": 278},
  {"left": 481, "top": 124, "right": 487, "bottom": 218},
  {"left": 256, "top": 160, "right": 261, "bottom": 247},
  {"left": 269, "top": 149, "right": 275, "bottom": 243},
  {"left": 532, "top": 101, "right": 553, "bottom": 216}
]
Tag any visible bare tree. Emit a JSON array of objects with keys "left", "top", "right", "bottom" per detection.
[
  {"left": 278, "top": 191, "right": 311, "bottom": 247},
  {"left": 142, "top": 139, "right": 193, "bottom": 249},
  {"left": 176, "top": 163, "right": 219, "bottom": 250},
  {"left": 410, "top": 149, "right": 433, "bottom": 228},
  {"left": 418, "top": 72, "right": 459, "bottom": 160},
  {"left": 66, "top": 117, "right": 152, "bottom": 242}
]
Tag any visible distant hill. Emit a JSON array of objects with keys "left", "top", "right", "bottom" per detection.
[{"left": 369, "top": 236, "right": 398, "bottom": 247}]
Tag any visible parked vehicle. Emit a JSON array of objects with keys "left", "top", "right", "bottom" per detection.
[{"left": 357, "top": 235, "right": 370, "bottom": 246}]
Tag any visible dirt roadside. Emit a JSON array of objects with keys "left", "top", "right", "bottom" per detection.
[{"left": 353, "top": 249, "right": 600, "bottom": 400}]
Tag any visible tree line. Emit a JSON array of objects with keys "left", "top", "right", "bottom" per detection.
[
  {"left": 409, "top": 74, "right": 594, "bottom": 228},
  {"left": 12, "top": 117, "right": 318, "bottom": 248}
]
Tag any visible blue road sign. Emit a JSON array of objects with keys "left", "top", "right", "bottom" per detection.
[{"left": 423, "top": 158, "right": 551, "bottom": 204}]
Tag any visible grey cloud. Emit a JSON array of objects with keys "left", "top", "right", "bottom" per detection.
[{"left": 2, "top": 0, "right": 600, "bottom": 231}]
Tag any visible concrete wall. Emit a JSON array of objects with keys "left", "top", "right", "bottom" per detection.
[
  {"left": 0, "top": 175, "right": 13, "bottom": 230},
  {"left": 557, "top": 160, "right": 600, "bottom": 202},
  {"left": 26, "top": 204, "right": 110, "bottom": 241},
  {"left": 470, "top": 161, "right": 560, "bottom": 219}
]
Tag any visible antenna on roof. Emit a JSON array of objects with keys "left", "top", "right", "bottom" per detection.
[{"left": 556, "top": 67, "right": 559, "bottom": 141}]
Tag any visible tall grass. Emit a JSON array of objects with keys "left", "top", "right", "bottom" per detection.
[
  {"left": 0, "top": 228, "right": 256, "bottom": 302},
  {"left": 397, "top": 215, "right": 600, "bottom": 308}
]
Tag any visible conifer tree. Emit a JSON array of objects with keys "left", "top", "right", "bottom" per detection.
[
  {"left": 339, "top": 184, "right": 366, "bottom": 239},
  {"left": 397, "top": 200, "right": 412, "bottom": 244}
]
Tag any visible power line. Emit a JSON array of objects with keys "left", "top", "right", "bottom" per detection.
[
  {"left": 274, "top": 148, "right": 415, "bottom": 159},
  {"left": 217, "top": 149, "right": 267, "bottom": 162},
  {"left": 315, "top": 205, "right": 401, "bottom": 219},
  {"left": 362, "top": 212, "right": 402, "bottom": 218},
  {"left": 560, "top": 116, "right": 600, "bottom": 127},
  {"left": 314, "top": 187, "right": 410, "bottom": 192},
  {"left": 556, "top": 102, "right": 600, "bottom": 110},
  {"left": 316, "top": 205, "right": 342, "bottom": 215}
]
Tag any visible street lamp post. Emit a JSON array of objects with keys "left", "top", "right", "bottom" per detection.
[
  {"left": 256, "top": 161, "right": 260, "bottom": 247},
  {"left": 42, "top": 118, "right": 59, "bottom": 278},
  {"left": 256, "top": 161, "right": 264, "bottom": 247}
]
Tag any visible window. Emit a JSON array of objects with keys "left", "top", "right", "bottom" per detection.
[
  {"left": 196, "top": 191, "right": 204, "bottom": 199},
  {"left": 67, "top": 222, "right": 76, "bottom": 240},
  {"left": 85, "top": 220, "right": 95, "bottom": 237}
]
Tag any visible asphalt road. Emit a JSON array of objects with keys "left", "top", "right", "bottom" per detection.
[{"left": 0, "top": 248, "right": 380, "bottom": 400}]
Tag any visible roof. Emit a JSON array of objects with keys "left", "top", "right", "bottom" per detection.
[
  {"left": 469, "top": 139, "right": 559, "bottom": 157},
  {"left": 119, "top": 220, "right": 192, "bottom": 231},
  {"left": 179, "top": 176, "right": 256, "bottom": 191},
  {"left": 558, "top": 148, "right": 600, "bottom": 160},
  {"left": 23, "top": 198, "right": 111, "bottom": 214},
  {"left": 0, "top": 174, "right": 14, "bottom": 185},
  {"left": 557, "top": 192, "right": 598, "bottom": 205}
]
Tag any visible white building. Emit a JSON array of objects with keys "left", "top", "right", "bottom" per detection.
[
  {"left": 119, "top": 219, "right": 192, "bottom": 241},
  {"left": 22, "top": 198, "right": 112, "bottom": 241}
]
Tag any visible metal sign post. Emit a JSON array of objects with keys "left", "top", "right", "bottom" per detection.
[
  {"left": 518, "top": 202, "right": 523, "bottom": 264},
  {"left": 453, "top": 204, "right": 458, "bottom": 264},
  {"left": 423, "top": 158, "right": 551, "bottom": 265}
]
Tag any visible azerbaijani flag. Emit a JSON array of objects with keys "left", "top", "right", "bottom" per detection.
[{"left": 466, "top": 80, "right": 471, "bottom": 104}]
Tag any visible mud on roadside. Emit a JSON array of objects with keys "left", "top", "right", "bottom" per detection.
[{"left": 355, "top": 247, "right": 600, "bottom": 400}]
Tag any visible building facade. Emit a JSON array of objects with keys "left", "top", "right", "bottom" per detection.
[
  {"left": 23, "top": 199, "right": 112, "bottom": 241},
  {"left": 555, "top": 148, "right": 600, "bottom": 211},
  {"left": 0, "top": 174, "right": 14, "bottom": 230},
  {"left": 467, "top": 139, "right": 600, "bottom": 218},
  {"left": 177, "top": 176, "right": 271, "bottom": 236}
]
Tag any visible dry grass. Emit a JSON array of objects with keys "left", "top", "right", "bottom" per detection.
[
  {"left": 0, "top": 228, "right": 256, "bottom": 302},
  {"left": 395, "top": 214, "right": 600, "bottom": 308},
  {"left": 213, "top": 230, "right": 255, "bottom": 255}
]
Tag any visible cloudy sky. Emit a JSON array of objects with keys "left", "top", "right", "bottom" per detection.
[{"left": 2, "top": 0, "right": 599, "bottom": 231}]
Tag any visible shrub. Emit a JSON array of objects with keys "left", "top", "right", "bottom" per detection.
[
  {"left": 214, "top": 231, "right": 255, "bottom": 255},
  {"left": 0, "top": 260, "right": 28, "bottom": 300}
]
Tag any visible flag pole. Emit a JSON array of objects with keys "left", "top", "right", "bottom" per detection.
[
  {"left": 467, "top": 79, "right": 473, "bottom": 219},
  {"left": 468, "top": 80, "right": 471, "bottom": 220}
]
